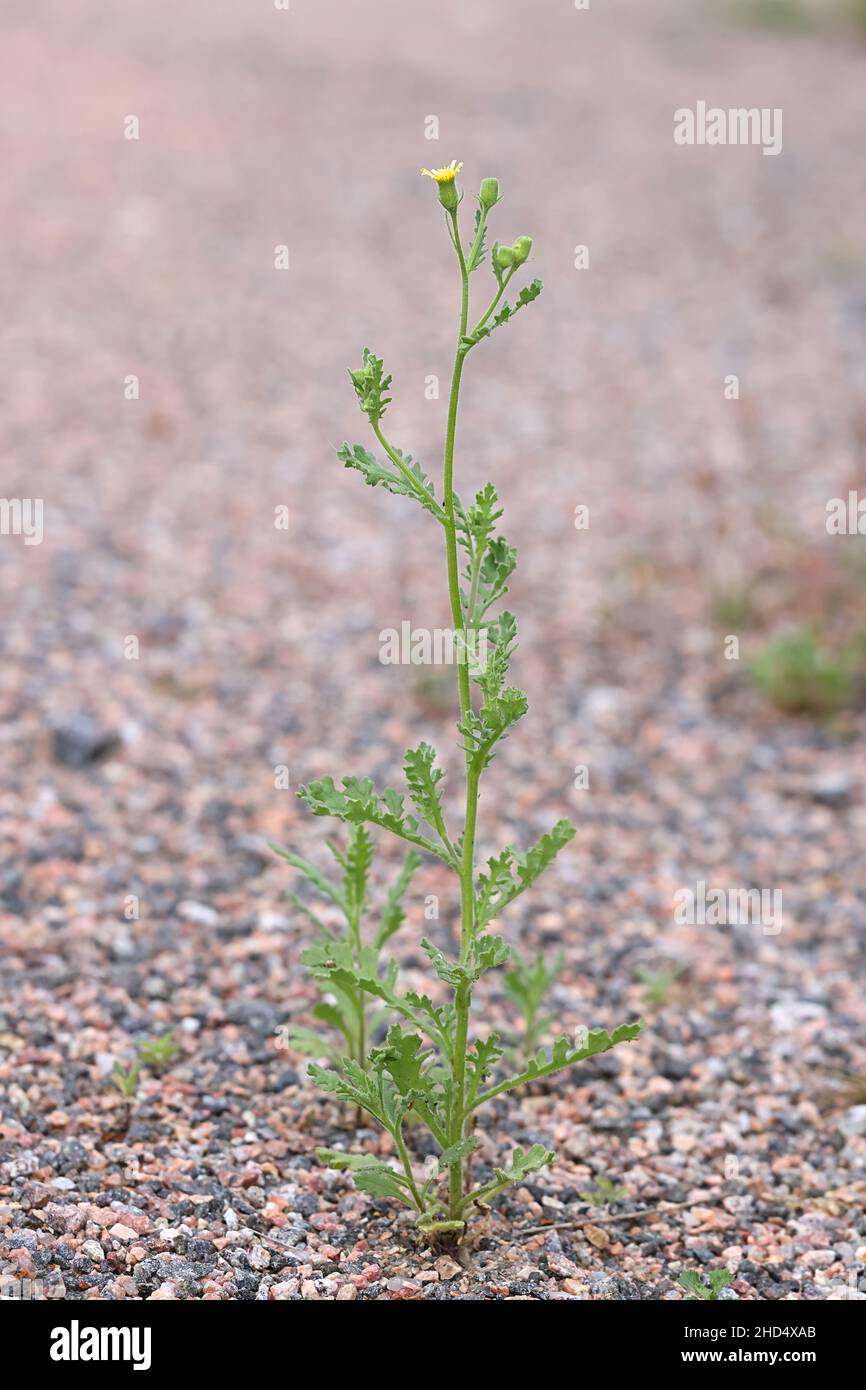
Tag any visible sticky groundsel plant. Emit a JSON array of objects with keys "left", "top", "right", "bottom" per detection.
[{"left": 278, "top": 161, "right": 642, "bottom": 1238}]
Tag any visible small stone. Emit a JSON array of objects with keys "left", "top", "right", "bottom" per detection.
[
  {"left": 672, "top": 1131, "right": 697, "bottom": 1153},
  {"left": 52, "top": 714, "right": 121, "bottom": 767},
  {"left": 838, "top": 1106, "right": 866, "bottom": 1139},
  {"left": 435, "top": 1255, "right": 462, "bottom": 1280},
  {"left": 109, "top": 1224, "right": 139, "bottom": 1241},
  {"left": 548, "top": 1251, "right": 579, "bottom": 1278},
  {"left": 801, "top": 1249, "right": 836, "bottom": 1269},
  {"left": 584, "top": 1225, "right": 610, "bottom": 1249},
  {"left": 562, "top": 1278, "right": 590, "bottom": 1297},
  {"left": 80, "top": 1240, "right": 105, "bottom": 1261},
  {"left": 177, "top": 900, "right": 218, "bottom": 926},
  {"left": 809, "top": 771, "right": 851, "bottom": 806},
  {"left": 270, "top": 1281, "right": 299, "bottom": 1299},
  {"left": 336, "top": 1282, "right": 358, "bottom": 1300}
]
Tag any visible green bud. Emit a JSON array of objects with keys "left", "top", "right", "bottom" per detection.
[
  {"left": 437, "top": 179, "right": 459, "bottom": 212},
  {"left": 479, "top": 177, "right": 499, "bottom": 209},
  {"left": 511, "top": 236, "right": 533, "bottom": 266},
  {"left": 493, "top": 243, "right": 514, "bottom": 271}
]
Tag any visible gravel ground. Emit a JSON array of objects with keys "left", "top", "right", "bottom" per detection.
[{"left": 1, "top": 0, "right": 865, "bottom": 1300}]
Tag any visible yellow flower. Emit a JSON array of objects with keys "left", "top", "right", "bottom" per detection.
[{"left": 420, "top": 160, "right": 463, "bottom": 184}]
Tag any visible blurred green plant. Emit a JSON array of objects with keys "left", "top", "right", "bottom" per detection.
[
  {"left": 750, "top": 625, "right": 858, "bottom": 715},
  {"left": 743, "top": 0, "right": 809, "bottom": 29},
  {"left": 109, "top": 1060, "right": 141, "bottom": 1100},
  {"left": 712, "top": 584, "right": 757, "bottom": 631},
  {"left": 679, "top": 1269, "right": 732, "bottom": 1301},
  {"left": 580, "top": 1174, "right": 628, "bottom": 1208},
  {"left": 637, "top": 964, "right": 683, "bottom": 1011},
  {"left": 136, "top": 1034, "right": 179, "bottom": 1073},
  {"left": 503, "top": 945, "right": 564, "bottom": 1065}
]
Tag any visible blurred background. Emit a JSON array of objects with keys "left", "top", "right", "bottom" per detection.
[{"left": 0, "top": 0, "right": 865, "bottom": 1299}]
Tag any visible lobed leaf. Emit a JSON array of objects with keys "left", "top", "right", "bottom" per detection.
[
  {"left": 347, "top": 348, "right": 392, "bottom": 423},
  {"left": 475, "top": 819, "right": 577, "bottom": 928},
  {"left": 437, "top": 1136, "right": 478, "bottom": 1172},
  {"left": 297, "top": 775, "right": 453, "bottom": 864},
  {"left": 337, "top": 442, "right": 443, "bottom": 521},
  {"left": 461, "top": 278, "right": 543, "bottom": 350}
]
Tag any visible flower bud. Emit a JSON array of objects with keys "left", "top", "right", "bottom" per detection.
[
  {"left": 479, "top": 177, "right": 499, "bottom": 209},
  {"left": 437, "top": 179, "right": 459, "bottom": 212},
  {"left": 511, "top": 236, "right": 533, "bottom": 266},
  {"left": 493, "top": 243, "right": 514, "bottom": 271}
]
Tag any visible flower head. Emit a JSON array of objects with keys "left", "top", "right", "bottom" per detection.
[{"left": 420, "top": 160, "right": 463, "bottom": 184}]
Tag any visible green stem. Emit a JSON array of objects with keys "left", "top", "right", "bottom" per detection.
[
  {"left": 441, "top": 206, "right": 481, "bottom": 1223},
  {"left": 371, "top": 420, "right": 446, "bottom": 523},
  {"left": 347, "top": 907, "right": 365, "bottom": 1067},
  {"left": 465, "top": 267, "right": 515, "bottom": 344},
  {"left": 448, "top": 982, "right": 471, "bottom": 1218},
  {"left": 394, "top": 1125, "right": 424, "bottom": 1212}
]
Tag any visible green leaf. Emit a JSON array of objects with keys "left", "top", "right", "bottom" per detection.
[
  {"left": 369, "top": 1025, "right": 430, "bottom": 1098},
  {"left": 677, "top": 1269, "right": 730, "bottom": 1301},
  {"left": 466, "top": 1033, "right": 503, "bottom": 1092},
  {"left": 353, "top": 1167, "right": 416, "bottom": 1205},
  {"left": 678, "top": 1271, "right": 705, "bottom": 1298},
  {"left": 302, "top": 937, "right": 378, "bottom": 983},
  {"left": 504, "top": 947, "right": 564, "bottom": 1020},
  {"left": 337, "top": 442, "right": 444, "bottom": 521},
  {"left": 464, "top": 1143, "right": 556, "bottom": 1211},
  {"left": 458, "top": 482, "right": 501, "bottom": 557},
  {"left": 469, "top": 932, "right": 511, "bottom": 979},
  {"left": 437, "top": 1137, "right": 477, "bottom": 1172},
  {"left": 475, "top": 819, "right": 576, "bottom": 928},
  {"left": 374, "top": 849, "right": 422, "bottom": 949},
  {"left": 316, "top": 1149, "right": 415, "bottom": 1208},
  {"left": 270, "top": 845, "right": 347, "bottom": 913},
  {"left": 477, "top": 535, "right": 517, "bottom": 613},
  {"left": 495, "top": 1143, "right": 555, "bottom": 1185},
  {"left": 310, "top": 1059, "right": 398, "bottom": 1130},
  {"left": 420, "top": 938, "right": 470, "bottom": 989},
  {"left": 344, "top": 824, "right": 373, "bottom": 921},
  {"left": 347, "top": 348, "right": 391, "bottom": 424},
  {"left": 461, "top": 278, "right": 543, "bottom": 350},
  {"left": 311, "top": 1002, "right": 354, "bottom": 1048},
  {"left": 296, "top": 775, "right": 452, "bottom": 864},
  {"left": 467, "top": 205, "right": 487, "bottom": 272},
  {"left": 402, "top": 991, "right": 455, "bottom": 1056},
  {"left": 403, "top": 743, "right": 449, "bottom": 843},
  {"left": 282, "top": 1025, "right": 339, "bottom": 1063},
  {"left": 284, "top": 890, "right": 332, "bottom": 935},
  {"left": 316, "top": 1147, "right": 391, "bottom": 1173},
  {"left": 472, "top": 1021, "right": 644, "bottom": 1108}
]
